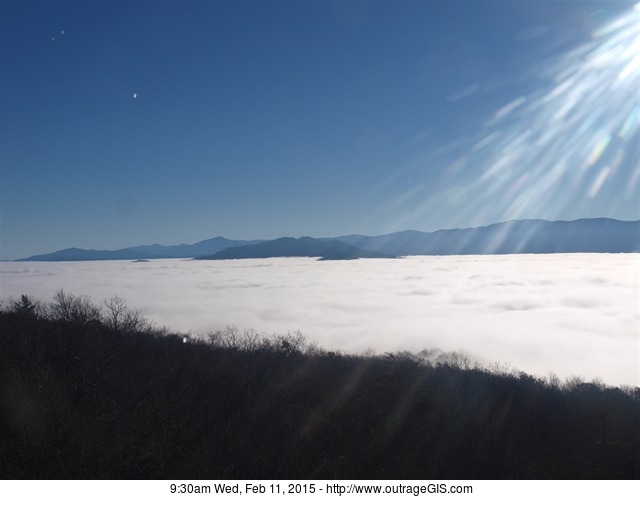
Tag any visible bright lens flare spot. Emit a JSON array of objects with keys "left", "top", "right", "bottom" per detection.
[
  {"left": 493, "top": 96, "right": 526, "bottom": 121},
  {"left": 619, "top": 106, "right": 639, "bottom": 139},
  {"left": 626, "top": 167, "right": 640, "bottom": 199},
  {"left": 586, "top": 133, "right": 612, "bottom": 166},
  {"left": 589, "top": 166, "right": 612, "bottom": 197}
]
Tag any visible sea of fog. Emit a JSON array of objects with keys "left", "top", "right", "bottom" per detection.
[{"left": 1, "top": 254, "right": 637, "bottom": 386}]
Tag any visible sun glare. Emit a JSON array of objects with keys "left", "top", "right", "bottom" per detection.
[{"left": 396, "top": 3, "right": 640, "bottom": 235}]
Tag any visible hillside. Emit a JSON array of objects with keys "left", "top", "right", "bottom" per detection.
[
  {"left": 198, "top": 236, "right": 395, "bottom": 260},
  {"left": 1, "top": 293, "right": 639, "bottom": 479}
]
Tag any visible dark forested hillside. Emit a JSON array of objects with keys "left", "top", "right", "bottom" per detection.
[{"left": 1, "top": 294, "right": 638, "bottom": 479}]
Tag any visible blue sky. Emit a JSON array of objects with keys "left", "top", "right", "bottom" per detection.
[{"left": 1, "top": 0, "right": 638, "bottom": 260}]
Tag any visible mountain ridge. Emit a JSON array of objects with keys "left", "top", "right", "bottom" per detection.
[
  {"left": 16, "top": 218, "right": 640, "bottom": 261},
  {"left": 19, "top": 237, "right": 266, "bottom": 262},
  {"left": 332, "top": 218, "right": 639, "bottom": 256},
  {"left": 197, "top": 237, "right": 395, "bottom": 261}
]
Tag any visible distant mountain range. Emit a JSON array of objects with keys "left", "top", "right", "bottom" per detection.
[
  {"left": 17, "top": 218, "right": 640, "bottom": 262},
  {"left": 198, "top": 237, "right": 394, "bottom": 261},
  {"left": 19, "top": 237, "right": 265, "bottom": 262},
  {"left": 333, "top": 218, "right": 640, "bottom": 256}
]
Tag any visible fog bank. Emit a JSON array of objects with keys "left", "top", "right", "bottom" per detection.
[{"left": 1, "top": 254, "right": 637, "bottom": 386}]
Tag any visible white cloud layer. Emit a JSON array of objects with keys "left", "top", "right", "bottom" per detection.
[{"left": 1, "top": 254, "right": 638, "bottom": 386}]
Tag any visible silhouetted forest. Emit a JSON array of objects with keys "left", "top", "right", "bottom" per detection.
[{"left": 1, "top": 292, "right": 638, "bottom": 479}]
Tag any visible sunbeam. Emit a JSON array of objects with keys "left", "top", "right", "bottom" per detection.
[{"left": 388, "top": 3, "right": 639, "bottom": 238}]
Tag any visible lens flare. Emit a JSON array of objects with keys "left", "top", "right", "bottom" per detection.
[
  {"left": 388, "top": 3, "right": 639, "bottom": 235},
  {"left": 474, "top": 3, "right": 640, "bottom": 215}
]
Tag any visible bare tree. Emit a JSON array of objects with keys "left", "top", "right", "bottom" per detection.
[
  {"left": 103, "top": 295, "right": 147, "bottom": 335},
  {"left": 50, "top": 290, "right": 100, "bottom": 324}
]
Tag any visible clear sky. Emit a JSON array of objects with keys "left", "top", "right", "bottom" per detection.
[{"left": 1, "top": 0, "right": 638, "bottom": 260}]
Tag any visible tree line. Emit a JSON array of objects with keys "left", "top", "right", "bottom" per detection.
[{"left": 1, "top": 292, "right": 638, "bottom": 479}]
